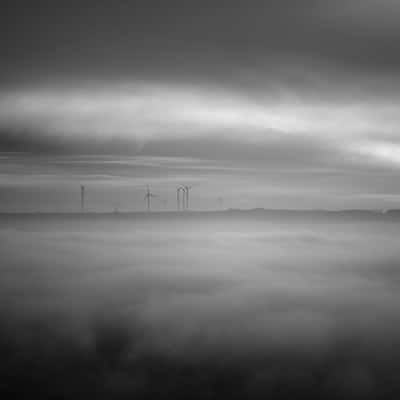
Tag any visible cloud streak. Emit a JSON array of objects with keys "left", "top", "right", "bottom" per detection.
[{"left": 1, "top": 81, "right": 400, "bottom": 167}]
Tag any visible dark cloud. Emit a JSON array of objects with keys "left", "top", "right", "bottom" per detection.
[{"left": 2, "top": 0, "right": 400, "bottom": 86}]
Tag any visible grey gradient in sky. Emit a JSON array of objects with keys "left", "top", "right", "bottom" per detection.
[{"left": 1, "top": 1, "right": 400, "bottom": 210}]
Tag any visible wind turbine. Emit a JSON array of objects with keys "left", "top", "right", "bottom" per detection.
[
  {"left": 144, "top": 186, "right": 157, "bottom": 212},
  {"left": 177, "top": 186, "right": 186, "bottom": 211},
  {"left": 80, "top": 184, "right": 85, "bottom": 213},
  {"left": 183, "top": 186, "right": 193, "bottom": 210}
]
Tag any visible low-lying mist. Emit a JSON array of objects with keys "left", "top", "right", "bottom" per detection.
[{"left": 1, "top": 214, "right": 400, "bottom": 399}]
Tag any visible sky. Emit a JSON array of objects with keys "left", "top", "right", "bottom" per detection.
[{"left": 2, "top": 0, "right": 400, "bottom": 211}]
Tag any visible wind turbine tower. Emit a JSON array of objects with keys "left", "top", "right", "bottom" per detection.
[
  {"left": 145, "top": 186, "right": 156, "bottom": 212},
  {"left": 182, "top": 189, "right": 186, "bottom": 210},
  {"left": 177, "top": 186, "right": 186, "bottom": 211},
  {"left": 184, "top": 186, "right": 192, "bottom": 210},
  {"left": 80, "top": 185, "right": 85, "bottom": 213}
]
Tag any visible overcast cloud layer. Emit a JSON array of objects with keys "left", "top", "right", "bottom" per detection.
[{"left": 1, "top": 1, "right": 400, "bottom": 210}]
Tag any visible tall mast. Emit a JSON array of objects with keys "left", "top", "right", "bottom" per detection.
[{"left": 80, "top": 185, "right": 85, "bottom": 212}]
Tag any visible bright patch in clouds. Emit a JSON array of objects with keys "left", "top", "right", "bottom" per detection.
[
  {"left": 356, "top": 141, "right": 400, "bottom": 165},
  {"left": 0, "top": 82, "right": 399, "bottom": 139},
  {"left": 1, "top": 81, "right": 400, "bottom": 172}
]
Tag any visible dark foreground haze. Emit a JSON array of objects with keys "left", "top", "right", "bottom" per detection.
[{"left": 1, "top": 211, "right": 400, "bottom": 399}]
